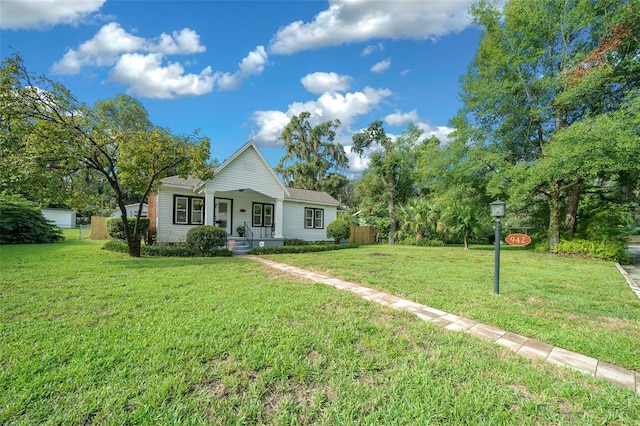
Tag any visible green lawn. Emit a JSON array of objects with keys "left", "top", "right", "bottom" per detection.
[
  {"left": 1, "top": 239, "right": 639, "bottom": 424},
  {"left": 267, "top": 244, "right": 640, "bottom": 371}
]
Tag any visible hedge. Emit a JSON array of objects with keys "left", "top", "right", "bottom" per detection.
[
  {"left": 103, "top": 240, "right": 232, "bottom": 257},
  {"left": 249, "top": 243, "right": 359, "bottom": 255}
]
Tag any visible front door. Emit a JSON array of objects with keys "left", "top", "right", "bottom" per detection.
[{"left": 214, "top": 199, "right": 232, "bottom": 235}]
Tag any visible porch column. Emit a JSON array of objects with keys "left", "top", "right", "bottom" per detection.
[
  {"left": 274, "top": 198, "right": 284, "bottom": 238},
  {"left": 204, "top": 190, "right": 215, "bottom": 225}
]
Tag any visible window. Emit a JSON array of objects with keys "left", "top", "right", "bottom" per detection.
[
  {"left": 305, "top": 208, "right": 324, "bottom": 229},
  {"left": 174, "top": 196, "right": 204, "bottom": 225},
  {"left": 252, "top": 202, "right": 274, "bottom": 227}
]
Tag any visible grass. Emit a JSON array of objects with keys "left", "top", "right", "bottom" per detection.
[
  {"left": 266, "top": 244, "right": 640, "bottom": 371},
  {"left": 1, "top": 239, "right": 638, "bottom": 424}
]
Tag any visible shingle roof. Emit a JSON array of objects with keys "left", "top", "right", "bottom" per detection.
[
  {"left": 285, "top": 187, "right": 339, "bottom": 205},
  {"left": 160, "top": 175, "right": 203, "bottom": 189}
]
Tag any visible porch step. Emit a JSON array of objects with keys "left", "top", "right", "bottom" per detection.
[{"left": 230, "top": 238, "right": 251, "bottom": 255}]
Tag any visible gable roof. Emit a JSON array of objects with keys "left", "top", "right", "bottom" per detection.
[
  {"left": 215, "top": 140, "right": 289, "bottom": 197},
  {"left": 285, "top": 187, "right": 339, "bottom": 206}
]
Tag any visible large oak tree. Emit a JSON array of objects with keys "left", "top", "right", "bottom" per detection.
[
  {"left": 453, "top": 0, "right": 639, "bottom": 248},
  {"left": 0, "top": 54, "right": 213, "bottom": 256}
]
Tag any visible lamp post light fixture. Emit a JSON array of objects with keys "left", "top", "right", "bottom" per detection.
[{"left": 490, "top": 200, "right": 506, "bottom": 294}]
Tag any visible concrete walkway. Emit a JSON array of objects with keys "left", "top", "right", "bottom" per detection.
[{"left": 249, "top": 256, "right": 640, "bottom": 396}]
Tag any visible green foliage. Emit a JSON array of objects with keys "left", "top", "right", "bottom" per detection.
[
  {"left": 453, "top": 0, "right": 640, "bottom": 249},
  {"left": 103, "top": 240, "right": 232, "bottom": 257},
  {"left": 551, "top": 239, "right": 629, "bottom": 263},
  {"left": 400, "top": 237, "right": 445, "bottom": 247},
  {"left": 249, "top": 243, "right": 358, "bottom": 255},
  {"left": 326, "top": 220, "right": 351, "bottom": 243},
  {"left": 276, "top": 112, "right": 348, "bottom": 198},
  {"left": 352, "top": 123, "right": 420, "bottom": 245},
  {"left": 106, "top": 217, "right": 150, "bottom": 241},
  {"left": 0, "top": 194, "right": 64, "bottom": 244},
  {"left": 284, "top": 238, "right": 308, "bottom": 246},
  {"left": 0, "top": 55, "right": 214, "bottom": 256},
  {"left": 185, "top": 225, "right": 228, "bottom": 254},
  {"left": 576, "top": 208, "right": 634, "bottom": 242}
]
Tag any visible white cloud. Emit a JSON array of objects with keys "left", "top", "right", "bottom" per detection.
[
  {"left": 400, "top": 69, "right": 411, "bottom": 76},
  {"left": 109, "top": 53, "right": 214, "bottom": 99},
  {"left": 269, "top": 0, "right": 475, "bottom": 55},
  {"left": 249, "top": 110, "right": 292, "bottom": 147},
  {"left": 51, "top": 22, "right": 265, "bottom": 98},
  {"left": 52, "top": 23, "right": 205, "bottom": 75},
  {"left": 301, "top": 72, "right": 352, "bottom": 94},
  {"left": 250, "top": 86, "right": 392, "bottom": 147},
  {"left": 370, "top": 58, "right": 391, "bottom": 73},
  {"left": 360, "top": 43, "right": 383, "bottom": 57},
  {"left": 344, "top": 145, "right": 369, "bottom": 174},
  {"left": 215, "top": 46, "right": 268, "bottom": 91},
  {"left": 384, "top": 109, "right": 418, "bottom": 126},
  {"left": 0, "top": 0, "right": 105, "bottom": 30},
  {"left": 153, "top": 28, "right": 206, "bottom": 55},
  {"left": 416, "top": 122, "right": 454, "bottom": 143}
]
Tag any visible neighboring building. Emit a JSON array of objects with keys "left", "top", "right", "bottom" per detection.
[
  {"left": 111, "top": 203, "right": 148, "bottom": 218},
  {"left": 41, "top": 208, "right": 76, "bottom": 229},
  {"left": 150, "top": 141, "right": 339, "bottom": 247}
]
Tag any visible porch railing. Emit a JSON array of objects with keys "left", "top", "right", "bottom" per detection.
[{"left": 243, "top": 222, "right": 274, "bottom": 241}]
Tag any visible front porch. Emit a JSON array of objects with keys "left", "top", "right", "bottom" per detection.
[{"left": 202, "top": 188, "right": 284, "bottom": 240}]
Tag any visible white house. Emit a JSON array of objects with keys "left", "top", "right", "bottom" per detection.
[
  {"left": 41, "top": 208, "right": 76, "bottom": 229},
  {"left": 149, "top": 141, "right": 339, "bottom": 247}
]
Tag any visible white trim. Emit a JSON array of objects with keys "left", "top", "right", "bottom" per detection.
[{"left": 215, "top": 140, "right": 290, "bottom": 197}]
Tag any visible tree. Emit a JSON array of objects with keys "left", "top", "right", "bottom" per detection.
[
  {"left": 352, "top": 122, "right": 418, "bottom": 245},
  {"left": 0, "top": 194, "right": 63, "bottom": 244},
  {"left": 276, "top": 112, "right": 349, "bottom": 198},
  {"left": 0, "top": 54, "right": 213, "bottom": 257},
  {"left": 454, "top": 0, "right": 640, "bottom": 248}
]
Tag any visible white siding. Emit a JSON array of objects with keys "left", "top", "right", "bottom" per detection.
[
  {"left": 206, "top": 146, "right": 284, "bottom": 198},
  {"left": 156, "top": 187, "right": 201, "bottom": 243},
  {"left": 41, "top": 209, "right": 76, "bottom": 228},
  {"left": 282, "top": 201, "right": 337, "bottom": 241}
]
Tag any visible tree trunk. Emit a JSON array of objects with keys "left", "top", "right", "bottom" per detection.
[
  {"left": 549, "top": 181, "right": 561, "bottom": 249},
  {"left": 564, "top": 182, "right": 581, "bottom": 235},
  {"left": 463, "top": 229, "right": 470, "bottom": 251},
  {"left": 127, "top": 238, "right": 141, "bottom": 257}
]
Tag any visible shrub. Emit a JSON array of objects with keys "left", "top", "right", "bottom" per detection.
[
  {"left": 284, "top": 238, "right": 308, "bottom": 246},
  {"left": 416, "top": 238, "right": 445, "bottom": 247},
  {"left": 106, "top": 217, "right": 150, "bottom": 241},
  {"left": 249, "top": 243, "right": 359, "bottom": 255},
  {"left": 326, "top": 220, "right": 351, "bottom": 243},
  {"left": 103, "top": 240, "right": 232, "bottom": 257},
  {"left": 186, "top": 225, "right": 228, "bottom": 254},
  {"left": 0, "top": 194, "right": 64, "bottom": 244},
  {"left": 551, "top": 239, "right": 629, "bottom": 263}
]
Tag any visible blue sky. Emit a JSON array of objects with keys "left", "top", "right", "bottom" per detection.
[{"left": 1, "top": 0, "right": 484, "bottom": 174}]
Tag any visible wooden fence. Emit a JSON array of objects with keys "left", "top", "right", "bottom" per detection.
[
  {"left": 90, "top": 216, "right": 112, "bottom": 240},
  {"left": 349, "top": 226, "right": 377, "bottom": 245}
]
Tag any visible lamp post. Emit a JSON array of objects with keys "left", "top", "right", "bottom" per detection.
[{"left": 490, "top": 200, "right": 505, "bottom": 294}]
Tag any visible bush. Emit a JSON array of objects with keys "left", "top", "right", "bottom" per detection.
[
  {"left": 284, "top": 238, "right": 308, "bottom": 246},
  {"left": 551, "top": 239, "right": 629, "bottom": 263},
  {"left": 416, "top": 238, "right": 445, "bottom": 247},
  {"left": 106, "top": 217, "right": 150, "bottom": 241},
  {"left": 249, "top": 243, "right": 359, "bottom": 255},
  {"left": 103, "top": 240, "right": 232, "bottom": 257},
  {"left": 326, "top": 220, "right": 351, "bottom": 243},
  {"left": 186, "top": 225, "right": 228, "bottom": 254},
  {"left": 0, "top": 194, "right": 64, "bottom": 244}
]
